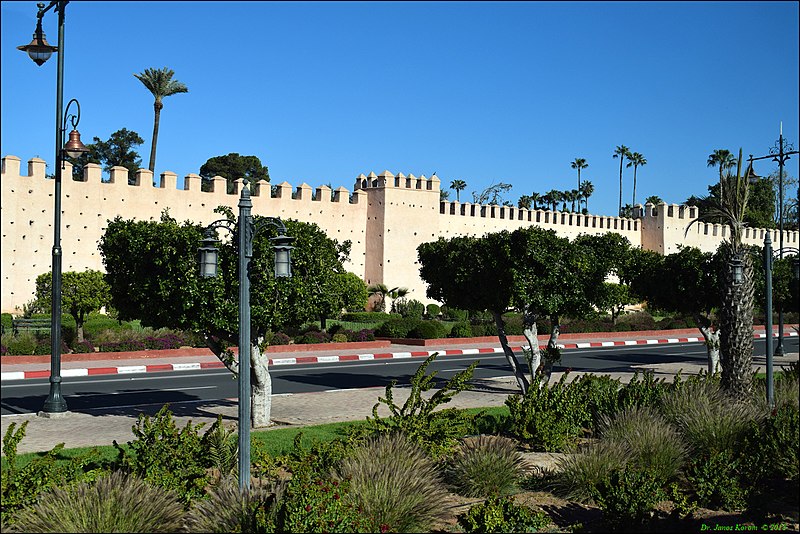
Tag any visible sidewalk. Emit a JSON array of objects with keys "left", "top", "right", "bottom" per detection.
[{"left": 1, "top": 327, "right": 797, "bottom": 454}]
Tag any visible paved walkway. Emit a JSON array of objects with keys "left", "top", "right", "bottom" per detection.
[{"left": 2, "top": 328, "right": 797, "bottom": 454}]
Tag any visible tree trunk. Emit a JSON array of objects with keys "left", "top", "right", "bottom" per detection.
[
  {"left": 718, "top": 251, "right": 755, "bottom": 399},
  {"left": 541, "top": 317, "right": 561, "bottom": 387},
  {"left": 632, "top": 167, "right": 638, "bottom": 207},
  {"left": 250, "top": 342, "right": 272, "bottom": 428},
  {"left": 203, "top": 333, "right": 272, "bottom": 427},
  {"left": 149, "top": 101, "right": 162, "bottom": 173},
  {"left": 694, "top": 313, "right": 721, "bottom": 375},
  {"left": 619, "top": 160, "right": 624, "bottom": 216},
  {"left": 493, "top": 311, "right": 530, "bottom": 394},
  {"left": 521, "top": 310, "right": 542, "bottom": 389}
]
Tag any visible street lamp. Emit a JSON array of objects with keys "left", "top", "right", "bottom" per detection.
[
  {"left": 19, "top": 1, "right": 89, "bottom": 416},
  {"left": 198, "top": 179, "right": 293, "bottom": 491},
  {"left": 762, "top": 233, "right": 799, "bottom": 408},
  {"left": 749, "top": 124, "right": 799, "bottom": 358}
]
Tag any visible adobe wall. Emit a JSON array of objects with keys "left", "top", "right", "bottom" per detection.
[{"left": 2, "top": 155, "right": 798, "bottom": 314}]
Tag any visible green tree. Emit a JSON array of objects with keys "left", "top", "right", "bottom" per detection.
[
  {"left": 544, "top": 189, "right": 562, "bottom": 211},
  {"left": 645, "top": 195, "right": 663, "bottom": 205},
  {"left": 570, "top": 157, "right": 588, "bottom": 191},
  {"left": 98, "top": 210, "right": 353, "bottom": 427},
  {"left": 613, "top": 145, "right": 631, "bottom": 216},
  {"left": 707, "top": 148, "right": 737, "bottom": 195},
  {"left": 530, "top": 192, "right": 543, "bottom": 210},
  {"left": 517, "top": 195, "right": 533, "bottom": 209},
  {"left": 34, "top": 270, "right": 110, "bottom": 342},
  {"left": 133, "top": 67, "right": 189, "bottom": 173},
  {"left": 624, "top": 246, "right": 724, "bottom": 373},
  {"left": 199, "top": 153, "right": 270, "bottom": 194},
  {"left": 68, "top": 128, "right": 144, "bottom": 184},
  {"left": 626, "top": 151, "right": 647, "bottom": 206},
  {"left": 450, "top": 179, "right": 467, "bottom": 202}
]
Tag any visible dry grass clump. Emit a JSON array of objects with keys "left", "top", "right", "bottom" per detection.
[
  {"left": 6, "top": 470, "right": 184, "bottom": 533},
  {"left": 444, "top": 434, "right": 529, "bottom": 498},
  {"left": 333, "top": 431, "right": 448, "bottom": 533},
  {"left": 183, "top": 476, "right": 285, "bottom": 533}
]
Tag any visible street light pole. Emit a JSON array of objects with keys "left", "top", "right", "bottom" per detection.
[
  {"left": 18, "top": 1, "right": 88, "bottom": 415},
  {"left": 748, "top": 125, "right": 799, "bottom": 358},
  {"left": 199, "top": 180, "right": 293, "bottom": 491}
]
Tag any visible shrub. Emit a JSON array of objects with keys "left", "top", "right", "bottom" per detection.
[
  {"left": 505, "top": 372, "right": 591, "bottom": 452},
  {"left": 445, "top": 435, "right": 528, "bottom": 498},
  {"left": 332, "top": 333, "right": 348, "bottom": 343},
  {"left": 425, "top": 303, "right": 441, "bottom": 319},
  {"left": 295, "top": 331, "right": 331, "bottom": 344},
  {"left": 5, "top": 470, "right": 184, "bottom": 533},
  {"left": 71, "top": 339, "right": 96, "bottom": 353},
  {"left": 356, "top": 353, "right": 480, "bottom": 459},
  {"left": 341, "top": 312, "right": 395, "bottom": 323},
  {"left": 457, "top": 495, "right": 549, "bottom": 534},
  {"left": 598, "top": 406, "right": 686, "bottom": 486},
  {"left": 571, "top": 373, "right": 621, "bottom": 429},
  {"left": 616, "top": 311, "right": 657, "bottom": 331},
  {"left": 441, "top": 306, "right": 469, "bottom": 322},
  {"left": 184, "top": 476, "right": 285, "bottom": 534},
  {"left": 267, "top": 331, "right": 291, "bottom": 346},
  {"left": 448, "top": 321, "right": 473, "bottom": 338},
  {"left": 375, "top": 317, "right": 423, "bottom": 338},
  {"left": 686, "top": 449, "right": 748, "bottom": 511},
  {"left": 98, "top": 339, "right": 147, "bottom": 352},
  {"left": 552, "top": 440, "right": 629, "bottom": 503},
  {"left": 501, "top": 313, "right": 524, "bottom": 335},
  {"left": 5, "top": 332, "right": 37, "bottom": 355},
  {"left": 111, "top": 405, "right": 212, "bottom": 503},
  {"left": 590, "top": 468, "right": 666, "bottom": 531},
  {"left": 398, "top": 299, "right": 425, "bottom": 319},
  {"left": 2, "top": 422, "right": 105, "bottom": 526},
  {"left": 277, "top": 474, "right": 370, "bottom": 533},
  {"left": 616, "top": 370, "right": 670, "bottom": 413},
  {"left": 408, "top": 320, "right": 447, "bottom": 339},
  {"left": 741, "top": 403, "right": 799, "bottom": 484},
  {"left": 470, "top": 322, "right": 498, "bottom": 337},
  {"left": 1, "top": 313, "right": 12, "bottom": 333},
  {"left": 334, "top": 432, "right": 449, "bottom": 533}
]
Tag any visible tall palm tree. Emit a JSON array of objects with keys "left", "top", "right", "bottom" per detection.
[
  {"left": 613, "top": 145, "right": 631, "bottom": 216},
  {"left": 450, "top": 179, "right": 467, "bottom": 202},
  {"left": 707, "top": 149, "right": 736, "bottom": 197},
  {"left": 569, "top": 189, "right": 580, "bottom": 212},
  {"left": 626, "top": 152, "right": 647, "bottom": 207},
  {"left": 545, "top": 189, "right": 562, "bottom": 211},
  {"left": 133, "top": 67, "right": 189, "bottom": 173},
  {"left": 570, "top": 158, "right": 588, "bottom": 191},
  {"left": 579, "top": 180, "right": 594, "bottom": 213},
  {"left": 530, "top": 192, "right": 542, "bottom": 210}
]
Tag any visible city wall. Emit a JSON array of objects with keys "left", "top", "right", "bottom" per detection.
[{"left": 2, "top": 155, "right": 798, "bottom": 314}]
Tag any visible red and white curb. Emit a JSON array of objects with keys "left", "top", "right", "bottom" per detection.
[{"left": 2, "top": 332, "right": 796, "bottom": 382}]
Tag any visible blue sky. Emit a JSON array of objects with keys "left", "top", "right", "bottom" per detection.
[{"left": 2, "top": 1, "right": 798, "bottom": 218}]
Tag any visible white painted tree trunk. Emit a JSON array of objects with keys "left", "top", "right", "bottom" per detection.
[
  {"left": 493, "top": 311, "right": 530, "bottom": 395},
  {"left": 699, "top": 325, "right": 721, "bottom": 375},
  {"left": 522, "top": 313, "right": 543, "bottom": 389},
  {"left": 250, "top": 342, "right": 272, "bottom": 428},
  {"left": 204, "top": 334, "right": 272, "bottom": 428},
  {"left": 541, "top": 322, "right": 560, "bottom": 388}
]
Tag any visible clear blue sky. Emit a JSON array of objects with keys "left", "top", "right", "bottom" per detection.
[{"left": 2, "top": 1, "right": 798, "bottom": 218}]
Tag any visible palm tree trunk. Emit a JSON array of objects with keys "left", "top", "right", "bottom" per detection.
[
  {"left": 618, "top": 159, "right": 624, "bottom": 216},
  {"left": 718, "top": 250, "right": 755, "bottom": 399},
  {"left": 149, "top": 101, "right": 163, "bottom": 173},
  {"left": 632, "top": 166, "right": 638, "bottom": 207}
]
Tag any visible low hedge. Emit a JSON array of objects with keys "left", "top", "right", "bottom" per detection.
[{"left": 341, "top": 311, "right": 398, "bottom": 323}]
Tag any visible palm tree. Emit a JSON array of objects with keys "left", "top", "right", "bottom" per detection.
[
  {"left": 645, "top": 195, "right": 663, "bottom": 205},
  {"left": 545, "top": 189, "right": 562, "bottom": 211},
  {"left": 707, "top": 149, "right": 736, "bottom": 197},
  {"left": 530, "top": 192, "right": 542, "bottom": 210},
  {"left": 687, "top": 149, "right": 754, "bottom": 399},
  {"left": 570, "top": 158, "right": 588, "bottom": 191},
  {"left": 613, "top": 145, "right": 631, "bottom": 216},
  {"left": 579, "top": 180, "right": 594, "bottom": 213},
  {"left": 133, "top": 67, "right": 189, "bottom": 173},
  {"left": 517, "top": 195, "right": 532, "bottom": 209},
  {"left": 367, "top": 283, "right": 390, "bottom": 312},
  {"left": 626, "top": 152, "right": 647, "bottom": 206},
  {"left": 569, "top": 189, "right": 580, "bottom": 212},
  {"left": 450, "top": 179, "right": 467, "bottom": 202}
]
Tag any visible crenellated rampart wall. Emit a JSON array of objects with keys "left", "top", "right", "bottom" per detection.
[{"left": 2, "top": 155, "right": 798, "bottom": 313}]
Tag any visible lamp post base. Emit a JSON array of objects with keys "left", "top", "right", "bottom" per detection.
[
  {"left": 36, "top": 410, "right": 71, "bottom": 419},
  {"left": 774, "top": 345, "right": 785, "bottom": 358}
]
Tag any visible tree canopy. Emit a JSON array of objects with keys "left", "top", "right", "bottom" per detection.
[
  {"left": 199, "top": 153, "right": 270, "bottom": 194},
  {"left": 67, "top": 128, "right": 144, "bottom": 184},
  {"left": 98, "top": 210, "right": 354, "bottom": 345},
  {"left": 35, "top": 269, "right": 111, "bottom": 342}
]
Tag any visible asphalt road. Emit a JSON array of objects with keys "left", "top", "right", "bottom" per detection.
[{"left": 1, "top": 339, "right": 797, "bottom": 416}]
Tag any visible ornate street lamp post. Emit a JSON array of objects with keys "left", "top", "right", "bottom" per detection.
[
  {"left": 198, "top": 179, "right": 293, "bottom": 491},
  {"left": 18, "top": 1, "right": 88, "bottom": 415},
  {"left": 762, "top": 234, "right": 799, "bottom": 408},
  {"left": 749, "top": 125, "right": 799, "bottom": 358}
]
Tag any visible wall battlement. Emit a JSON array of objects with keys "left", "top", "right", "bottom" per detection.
[{"left": 2, "top": 155, "right": 797, "bottom": 313}]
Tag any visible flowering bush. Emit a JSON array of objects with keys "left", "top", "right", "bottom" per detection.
[{"left": 71, "top": 339, "right": 96, "bottom": 354}]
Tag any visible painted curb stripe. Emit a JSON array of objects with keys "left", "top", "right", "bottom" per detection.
[{"left": 2, "top": 331, "right": 796, "bottom": 381}]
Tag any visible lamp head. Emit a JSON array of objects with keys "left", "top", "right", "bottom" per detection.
[
  {"left": 18, "top": 30, "right": 57, "bottom": 66},
  {"left": 198, "top": 233, "right": 221, "bottom": 278},
  {"left": 63, "top": 129, "right": 88, "bottom": 158},
  {"left": 271, "top": 234, "right": 294, "bottom": 278}
]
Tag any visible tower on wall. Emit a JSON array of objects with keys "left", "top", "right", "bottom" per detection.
[{"left": 355, "top": 170, "right": 441, "bottom": 305}]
